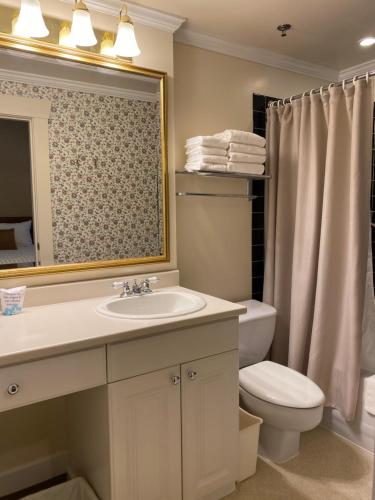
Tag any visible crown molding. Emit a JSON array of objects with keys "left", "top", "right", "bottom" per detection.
[
  {"left": 339, "top": 59, "right": 375, "bottom": 81},
  {"left": 0, "top": 66, "right": 158, "bottom": 102},
  {"left": 59, "top": 0, "right": 185, "bottom": 33},
  {"left": 175, "top": 28, "right": 339, "bottom": 82}
]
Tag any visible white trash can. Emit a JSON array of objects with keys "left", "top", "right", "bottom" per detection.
[
  {"left": 21, "top": 478, "right": 98, "bottom": 500},
  {"left": 239, "top": 407, "right": 263, "bottom": 482}
]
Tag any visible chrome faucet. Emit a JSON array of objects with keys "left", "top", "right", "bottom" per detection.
[{"left": 113, "top": 277, "right": 159, "bottom": 298}]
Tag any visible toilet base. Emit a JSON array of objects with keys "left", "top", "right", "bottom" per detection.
[{"left": 259, "top": 424, "right": 300, "bottom": 463}]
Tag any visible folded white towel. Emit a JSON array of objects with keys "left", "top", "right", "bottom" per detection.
[
  {"left": 186, "top": 154, "right": 227, "bottom": 165},
  {"left": 229, "top": 152, "right": 266, "bottom": 164},
  {"left": 229, "top": 143, "right": 266, "bottom": 156},
  {"left": 216, "top": 130, "right": 266, "bottom": 148},
  {"left": 227, "top": 162, "right": 265, "bottom": 175},
  {"left": 185, "top": 145, "right": 227, "bottom": 157},
  {"left": 185, "top": 163, "right": 227, "bottom": 172},
  {"left": 186, "top": 135, "right": 229, "bottom": 149}
]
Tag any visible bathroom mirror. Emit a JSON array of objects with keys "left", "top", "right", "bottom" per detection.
[{"left": 0, "top": 33, "right": 169, "bottom": 278}]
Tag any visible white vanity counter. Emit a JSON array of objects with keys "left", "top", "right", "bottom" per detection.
[{"left": 0, "top": 286, "right": 246, "bottom": 368}]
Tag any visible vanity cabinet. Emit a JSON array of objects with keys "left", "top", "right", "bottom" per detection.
[
  {"left": 68, "top": 319, "right": 239, "bottom": 500},
  {"left": 181, "top": 351, "right": 238, "bottom": 500},
  {"left": 109, "top": 365, "right": 182, "bottom": 500},
  {"left": 109, "top": 351, "right": 238, "bottom": 500}
]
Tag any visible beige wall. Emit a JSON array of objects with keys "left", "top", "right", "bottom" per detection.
[
  {"left": 0, "top": 398, "right": 67, "bottom": 473},
  {"left": 174, "top": 42, "right": 329, "bottom": 301}
]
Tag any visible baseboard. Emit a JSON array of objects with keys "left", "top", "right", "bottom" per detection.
[{"left": 0, "top": 451, "right": 68, "bottom": 497}]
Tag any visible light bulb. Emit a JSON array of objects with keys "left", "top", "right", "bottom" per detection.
[
  {"left": 59, "top": 22, "right": 76, "bottom": 48},
  {"left": 71, "top": 0, "right": 97, "bottom": 47},
  {"left": 114, "top": 5, "right": 141, "bottom": 58},
  {"left": 100, "top": 32, "right": 116, "bottom": 57},
  {"left": 12, "top": 0, "right": 49, "bottom": 38},
  {"left": 359, "top": 37, "right": 375, "bottom": 47}
]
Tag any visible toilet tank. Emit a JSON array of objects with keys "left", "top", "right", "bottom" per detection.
[{"left": 238, "top": 300, "right": 277, "bottom": 369}]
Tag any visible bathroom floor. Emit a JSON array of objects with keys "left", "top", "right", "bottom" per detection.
[{"left": 225, "top": 427, "right": 373, "bottom": 500}]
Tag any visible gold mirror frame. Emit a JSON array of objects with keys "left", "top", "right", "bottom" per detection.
[{"left": 0, "top": 33, "right": 169, "bottom": 279}]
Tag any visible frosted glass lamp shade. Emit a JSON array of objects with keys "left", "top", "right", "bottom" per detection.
[
  {"left": 100, "top": 33, "right": 116, "bottom": 57},
  {"left": 12, "top": 0, "right": 49, "bottom": 38},
  {"left": 59, "top": 23, "right": 76, "bottom": 48},
  {"left": 114, "top": 21, "right": 141, "bottom": 57},
  {"left": 71, "top": 7, "right": 97, "bottom": 47}
]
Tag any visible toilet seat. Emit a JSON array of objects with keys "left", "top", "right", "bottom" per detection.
[{"left": 239, "top": 361, "right": 325, "bottom": 409}]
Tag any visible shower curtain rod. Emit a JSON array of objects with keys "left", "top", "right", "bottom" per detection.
[{"left": 268, "top": 69, "right": 375, "bottom": 108}]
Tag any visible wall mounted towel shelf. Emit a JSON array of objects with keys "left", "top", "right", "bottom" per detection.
[{"left": 176, "top": 170, "right": 270, "bottom": 200}]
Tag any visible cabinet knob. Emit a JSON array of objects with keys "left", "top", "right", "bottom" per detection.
[
  {"left": 187, "top": 370, "right": 197, "bottom": 381},
  {"left": 171, "top": 375, "right": 181, "bottom": 385},
  {"left": 7, "top": 383, "right": 20, "bottom": 396}
]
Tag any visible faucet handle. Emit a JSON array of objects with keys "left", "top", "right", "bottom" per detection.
[{"left": 142, "top": 276, "right": 159, "bottom": 293}]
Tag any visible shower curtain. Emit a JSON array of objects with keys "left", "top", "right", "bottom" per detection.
[{"left": 264, "top": 79, "right": 374, "bottom": 420}]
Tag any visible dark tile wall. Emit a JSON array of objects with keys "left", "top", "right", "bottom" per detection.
[
  {"left": 252, "top": 94, "right": 375, "bottom": 300},
  {"left": 251, "top": 94, "right": 277, "bottom": 300}
]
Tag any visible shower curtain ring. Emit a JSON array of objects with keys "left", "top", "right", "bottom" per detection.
[
  {"left": 283, "top": 98, "right": 288, "bottom": 106},
  {"left": 352, "top": 76, "right": 357, "bottom": 86},
  {"left": 320, "top": 86, "right": 324, "bottom": 97},
  {"left": 342, "top": 79, "right": 346, "bottom": 91},
  {"left": 366, "top": 72, "right": 369, "bottom": 84},
  {"left": 328, "top": 83, "right": 335, "bottom": 91},
  {"left": 310, "top": 89, "right": 314, "bottom": 97}
]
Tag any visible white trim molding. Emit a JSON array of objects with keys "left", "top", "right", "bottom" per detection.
[
  {"left": 175, "top": 28, "right": 339, "bottom": 82},
  {"left": 60, "top": 0, "right": 186, "bottom": 33},
  {"left": 339, "top": 58, "right": 375, "bottom": 81},
  {"left": 0, "top": 67, "right": 158, "bottom": 102}
]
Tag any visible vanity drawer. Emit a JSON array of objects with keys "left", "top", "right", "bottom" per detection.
[
  {"left": 0, "top": 347, "right": 106, "bottom": 412},
  {"left": 107, "top": 318, "right": 238, "bottom": 382}
]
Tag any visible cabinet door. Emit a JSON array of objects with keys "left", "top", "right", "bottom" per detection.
[
  {"left": 109, "top": 366, "right": 182, "bottom": 500},
  {"left": 182, "top": 351, "right": 239, "bottom": 500}
]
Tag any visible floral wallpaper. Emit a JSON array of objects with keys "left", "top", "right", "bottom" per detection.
[{"left": 0, "top": 79, "right": 163, "bottom": 264}]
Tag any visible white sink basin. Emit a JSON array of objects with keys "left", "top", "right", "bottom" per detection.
[{"left": 96, "top": 290, "right": 206, "bottom": 320}]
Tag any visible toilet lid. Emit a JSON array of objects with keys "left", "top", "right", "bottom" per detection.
[{"left": 239, "top": 361, "right": 325, "bottom": 409}]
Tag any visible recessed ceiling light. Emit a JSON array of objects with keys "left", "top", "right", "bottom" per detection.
[{"left": 359, "top": 37, "right": 375, "bottom": 47}]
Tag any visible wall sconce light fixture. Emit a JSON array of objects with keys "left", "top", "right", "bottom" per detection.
[
  {"left": 71, "top": 0, "right": 97, "bottom": 47},
  {"left": 114, "top": 4, "right": 141, "bottom": 58},
  {"left": 100, "top": 32, "right": 116, "bottom": 56},
  {"left": 59, "top": 22, "right": 76, "bottom": 48},
  {"left": 12, "top": 0, "right": 49, "bottom": 38}
]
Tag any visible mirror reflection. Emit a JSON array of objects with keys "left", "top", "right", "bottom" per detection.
[{"left": 0, "top": 49, "right": 165, "bottom": 271}]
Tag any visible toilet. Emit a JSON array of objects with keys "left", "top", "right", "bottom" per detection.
[{"left": 238, "top": 300, "right": 325, "bottom": 463}]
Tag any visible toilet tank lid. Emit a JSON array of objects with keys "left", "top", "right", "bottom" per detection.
[{"left": 237, "top": 300, "right": 276, "bottom": 324}]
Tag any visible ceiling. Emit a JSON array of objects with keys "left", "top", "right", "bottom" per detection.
[{"left": 132, "top": 0, "right": 375, "bottom": 71}]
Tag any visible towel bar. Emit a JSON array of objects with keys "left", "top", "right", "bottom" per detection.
[{"left": 176, "top": 169, "right": 269, "bottom": 201}]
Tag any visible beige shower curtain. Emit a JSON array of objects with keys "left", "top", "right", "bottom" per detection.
[{"left": 264, "top": 79, "right": 374, "bottom": 420}]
